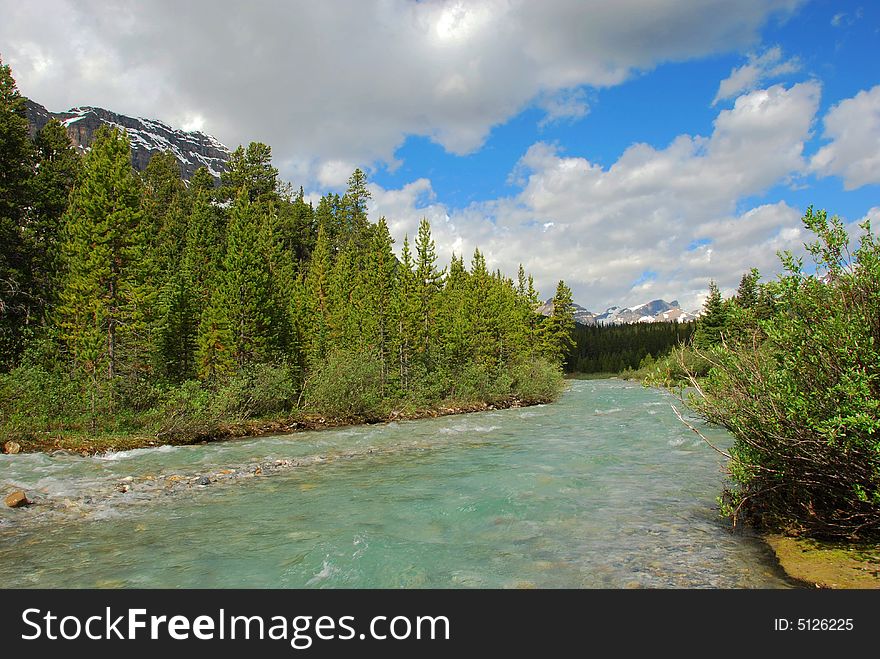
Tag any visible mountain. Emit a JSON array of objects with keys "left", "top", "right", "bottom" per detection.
[
  {"left": 539, "top": 297, "right": 700, "bottom": 325},
  {"left": 24, "top": 99, "right": 231, "bottom": 181},
  {"left": 535, "top": 299, "right": 597, "bottom": 325}
]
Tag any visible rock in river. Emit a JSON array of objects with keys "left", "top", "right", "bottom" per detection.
[{"left": 5, "top": 490, "right": 30, "bottom": 508}]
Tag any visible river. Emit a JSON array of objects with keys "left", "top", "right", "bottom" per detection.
[{"left": 0, "top": 379, "right": 792, "bottom": 588}]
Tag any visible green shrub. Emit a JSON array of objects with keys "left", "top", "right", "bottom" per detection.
[
  {"left": 304, "top": 349, "right": 385, "bottom": 419},
  {"left": 152, "top": 380, "right": 218, "bottom": 441},
  {"left": 508, "top": 357, "right": 565, "bottom": 403},
  {"left": 0, "top": 363, "right": 85, "bottom": 438},
  {"left": 211, "top": 363, "right": 299, "bottom": 419},
  {"left": 687, "top": 208, "right": 880, "bottom": 540}
]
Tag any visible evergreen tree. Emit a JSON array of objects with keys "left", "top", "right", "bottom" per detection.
[
  {"left": 413, "top": 218, "right": 445, "bottom": 366},
  {"left": 694, "top": 280, "right": 729, "bottom": 348},
  {"left": 26, "top": 119, "right": 81, "bottom": 323},
  {"left": 539, "top": 280, "right": 575, "bottom": 366},
  {"left": 213, "top": 189, "right": 283, "bottom": 367},
  {"left": 196, "top": 298, "right": 234, "bottom": 381},
  {"left": 304, "top": 223, "right": 333, "bottom": 364},
  {"left": 340, "top": 168, "right": 371, "bottom": 239},
  {"left": 189, "top": 166, "right": 216, "bottom": 195},
  {"left": 735, "top": 268, "right": 760, "bottom": 309},
  {"left": 0, "top": 58, "right": 35, "bottom": 368},
  {"left": 395, "top": 236, "right": 419, "bottom": 392},
  {"left": 221, "top": 142, "right": 279, "bottom": 203},
  {"left": 362, "top": 217, "right": 397, "bottom": 391},
  {"left": 55, "top": 126, "right": 146, "bottom": 420}
]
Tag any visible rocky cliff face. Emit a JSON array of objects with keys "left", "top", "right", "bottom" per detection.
[{"left": 24, "top": 99, "right": 231, "bottom": 181}]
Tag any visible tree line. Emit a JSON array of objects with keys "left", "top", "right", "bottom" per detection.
[
  {"left": 566, "top": 320, "right": 695, "bottom": 374},
  {"left": 0, "top": 59, "right": 573, "bottom": 442}
]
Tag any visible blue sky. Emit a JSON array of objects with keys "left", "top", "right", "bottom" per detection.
[
  {"left": 372, "top": 1, "right": 878, "bottom": 218},
  {"left": 3, "top": 0, "right": 879, "bottom": 309}
]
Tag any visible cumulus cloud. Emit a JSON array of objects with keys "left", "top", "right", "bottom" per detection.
[
  {"left": 0, "top": 0, "right": 801, "bottom": 184},
  {"left": 810, "top": 85, "right": 880, "bottom": 190},
  {"left": 366, "top": 82, "right": 820, "bottom": 310},
  {"left": 713, "top": 46, "right": 801, "bottom": 105}
]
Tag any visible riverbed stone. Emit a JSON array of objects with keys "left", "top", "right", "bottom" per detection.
[
  {"left": 3, "top": 441, "right": 21, "bottom": 454},
  {"left": 5, "top": 490, "right": 29, "bottom": 508},
  {"left": 197, "top": 476, "right": 210, "bottom": 486}
]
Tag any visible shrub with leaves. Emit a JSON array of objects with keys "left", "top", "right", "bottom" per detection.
[{"left": 686, "top": 207, "right": 880, "bottom": 540}]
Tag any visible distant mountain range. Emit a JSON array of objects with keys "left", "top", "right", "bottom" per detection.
[
  {"left": 24, "top": 99, "right": 231, "bottom": 181},
  {"left": 537, "top": 298, "right": 700, "bottom": 325}
]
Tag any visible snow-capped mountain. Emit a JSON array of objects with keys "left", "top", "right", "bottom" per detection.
[
  {"left": 538, "top": 298, "right": 700, "bottom": 325},
  {"left": 25, "top": 99, "right": 231, "bottom": 181},
  {"left": 535, "top": 300, "right": 597, "bottom": 325}
]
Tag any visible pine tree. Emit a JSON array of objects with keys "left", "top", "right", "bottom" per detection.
[
  {"left": 196, "top": 298, "right": 234, "bottom": 381},
  {"left": 340, "top": 168, "right": 372, "bottom": 251},
  {"left": 55, "top": 126, "right": 146, "bottom": 422},
  {"left": 221, "top": 142, "right": 279, "bottom": 203},
  {"left": 362, "top": 217, "right": 397, "bottom": 391},
  {"left": 436, "top": 253, "right": 472, "bottom": 372},
  {"left": 0, "top": 58, "right": 36, "bottom": 368},
  {"left": 539, "top": 280, "right": 575, "bottom": 366},
  {"left": 735, "top": 268, "right": 760, "bottom": 310},
  {"left": 414, "top": 218, "right": 445, "bottom": 366},
  {"left": 304, "top": 223, "right": 333, "bottom": 364},
  {"left": 694, "top": 280, "right": 729, "bottom": 348},
  {"left": 395, "top": 236, "right": 419, "bottom": 392},
  {"left": 26, "top": 119, "right": 81, "bottom": 323},
  {"left": 214, "top": 188, "right": 283, "bottom": 367},
  {"left": 189, "top": 166, "right": 216, "bottom": 196}
]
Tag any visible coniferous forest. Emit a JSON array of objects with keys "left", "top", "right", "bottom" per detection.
[
  {"left": 565, "top": 321, "right": 695, "bottom": 374},
  {"left": 0, "top": 60, "right": 572, "bottom": 449}
]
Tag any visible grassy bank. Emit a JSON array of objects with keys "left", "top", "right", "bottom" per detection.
[
  {"left": 766, "top": 535, "right": 880, "bottom": 589},
  {"left": 1, "top": 357, "right": 566, "bottom": 456},
  {"left": 1, "top": 394, "right": 549, "bottom": 456}
]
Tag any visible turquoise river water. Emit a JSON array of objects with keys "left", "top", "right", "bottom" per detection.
[{"left": 0, "top": 379, "right": 793, "bottom": 588}]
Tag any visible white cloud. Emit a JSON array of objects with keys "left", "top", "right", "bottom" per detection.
[
  {"left": 366, "top": 83, "right": 820, "bottom": 310},
  {"left": 810, "top": 85, "right": 880, "bottom": 190},
  {"left": 536, "top": 88, "right": 590, "bottom": 128},
  {"left": 0, "top": 0, "right": 802, "bottom": 185},
  {"left": 713, "top": 46, "right": 801, "bottom": 105},
  {"left": 831, "top": 9, "right": 862, "bottom": 28}
]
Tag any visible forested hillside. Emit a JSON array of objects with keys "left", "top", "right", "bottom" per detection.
[
  {"left": 0, "top": 60, "right": 572, "bottom": 449},
  {"left": 566, "top": 321, "right": 695, "bottom": 374}
]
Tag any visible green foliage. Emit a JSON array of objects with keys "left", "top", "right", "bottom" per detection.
[
  {"left": 694, "top": 280, "right": 728, "bottom": 348},
  {"left": 55, "top": 126, "right": 148, "bottom": 425},
  {"left": 539, "top": 280, "right": 575, "bottom": 366},
  {"left": 305, "top": 348, "right": 385, "bottom": 419},
  {"left": 508, "top": 357, "right": 566, "bottom": 404},
  {"left": 570, "top": 321, "right": 696, "bottom": 374},
  {"left": 2, "top": 102, "right": 563, "bottom": 443},
  {"left": 687, "top": 207, "right": 880, "bottom": 540},
  {"left": 0, "top": 57, "right": 36, "bottom": 368}
]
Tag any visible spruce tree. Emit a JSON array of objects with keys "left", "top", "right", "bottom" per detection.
[
  {"left": 304, "top": 223, "right": 333, "bottom": 364},
  {"left": 363, "top": 217, "right": 397, "bottom": 391},
  {"left": 735, "top": 268, "right": 760, "bottom": 310},
  {"left": 694, "top": 280, "right": 729, "bottom": 348},
  {"left": 214, "top": 188, "right": 282, "bottom": 367},
  {"left": 221, "top": 142, "right": 279, "bottom": 203},
  {"left": 0, "top": 58, "right": 35, "bottom": 368},
  {"left": 27, "top": 120, "right": 81, "bottom": 319},
  {"left": 539, "top": 280, "right": 575, "bottom": 366},
  {"left": 56, "top": 126, "right": 146, "bottom": 420},
  {"left": 414, "top": 218, "right": 445, "bottom": 366}
]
